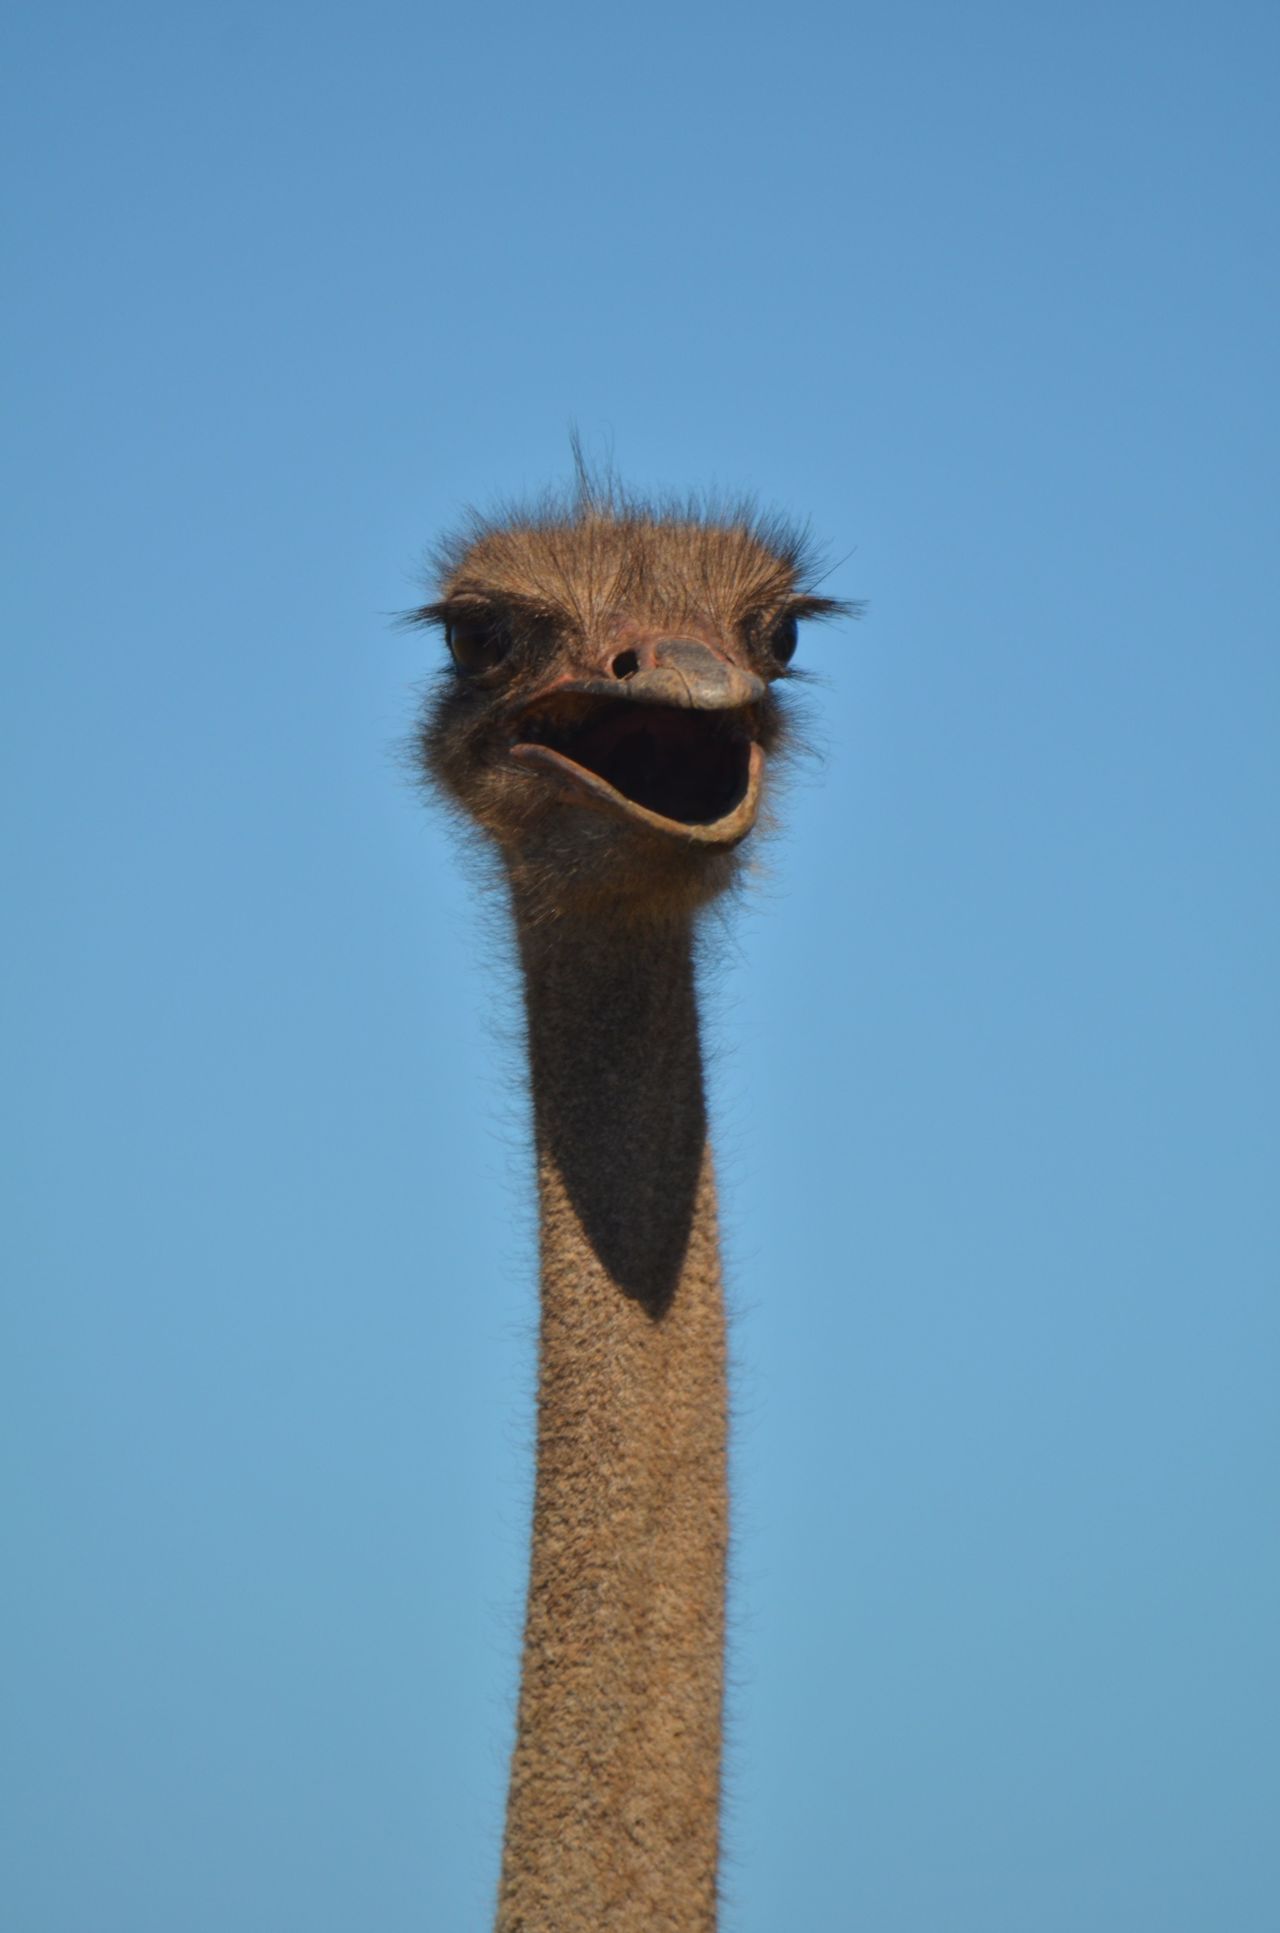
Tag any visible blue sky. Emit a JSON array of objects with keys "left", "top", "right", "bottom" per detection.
[{"left": 3, "top": 3, "right": 1277, "bottom": 1928}]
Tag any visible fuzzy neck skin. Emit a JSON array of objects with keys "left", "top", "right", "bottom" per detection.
[{"left": 497, "top": 900, "right": 728, "bottom": 1932}]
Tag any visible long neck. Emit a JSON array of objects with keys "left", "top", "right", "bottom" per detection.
[{"left": 496, "top": 908, "right": 727, "bottom": 1931}]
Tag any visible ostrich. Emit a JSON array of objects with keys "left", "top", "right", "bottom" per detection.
[{"left": 415, "top": 470, "right": 849, "bottom": 1931}]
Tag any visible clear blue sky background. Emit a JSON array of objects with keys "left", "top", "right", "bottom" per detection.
[{"left": 4, "top": 4, "right": 1277, "bottom": 1928}]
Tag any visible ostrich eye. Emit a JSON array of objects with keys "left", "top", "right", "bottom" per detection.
[
  {"left": 769, "top": 613, "right": 799, "bottom": 668},
  {"left": 446, "top": 613, "right": 513, "bottom": 677}
]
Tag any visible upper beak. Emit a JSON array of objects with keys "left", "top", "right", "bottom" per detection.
[{"left": 540, "top": 637, "right": 765, "bottom": 713}]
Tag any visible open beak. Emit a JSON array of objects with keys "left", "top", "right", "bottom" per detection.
[{"left": 509, "top": 640, "right": 767, "bottom": 844}]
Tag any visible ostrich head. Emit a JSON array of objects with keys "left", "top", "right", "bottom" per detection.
[{"left": 415, "top": 478, "right": 847, "bottom": 920}]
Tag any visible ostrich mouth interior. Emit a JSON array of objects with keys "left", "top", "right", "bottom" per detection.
[{"left": 512, "top": 693, "right": 756, "bottom": 827}]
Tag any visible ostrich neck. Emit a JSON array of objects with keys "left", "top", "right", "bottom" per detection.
[{"left": 497, "top": 906, "right": 727, "bottom": 1932}]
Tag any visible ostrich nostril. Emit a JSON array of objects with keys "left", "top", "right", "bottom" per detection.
[{"left": 611, "top": 650, "right": 639, "bottom": 680}]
